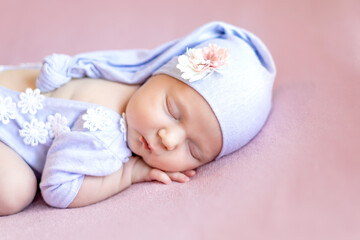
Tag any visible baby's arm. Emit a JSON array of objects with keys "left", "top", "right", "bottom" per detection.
[
  {"left": 40, "top": 119, "right": 195, "bottom": 208},
  {"left": 67, "top": 156, "right": 136, "bottom": 208},
  {"left": 69, "top": 156, "right": 195, "bottom": 208}
]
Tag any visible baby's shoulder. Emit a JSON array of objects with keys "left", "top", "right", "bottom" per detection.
[
  {"left": 0, "top": 69, "right": 39, "bottom": 92},
  {"left": 48, "top": 78, "right": 139, "bottom": 114}
]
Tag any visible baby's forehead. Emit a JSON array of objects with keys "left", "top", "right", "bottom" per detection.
[
  {"left": 150, "top": 74, "right": 192, "bottom": 91},
  {"left": 151, "top": 73, "right": 220, "bottom": 126}
]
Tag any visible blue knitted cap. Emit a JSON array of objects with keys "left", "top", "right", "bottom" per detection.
[{"left": 153, "top": 28, "right": 276, "bottom": 159}]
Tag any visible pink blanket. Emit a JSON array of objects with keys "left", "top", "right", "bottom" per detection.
[{"left": 1, "top": 0, "right": 359, "bottom": 239}]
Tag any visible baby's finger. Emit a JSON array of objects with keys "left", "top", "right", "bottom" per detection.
[
  {"left": 182, "top": 170, "right": 196, "bottom": 177},
  {"left": 149, "top": 169, "right": 172, "bottom": 184},
  {"left": 167, "top": 172, "right": 190, "bottom": 183}
]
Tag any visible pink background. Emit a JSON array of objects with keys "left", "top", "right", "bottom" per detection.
[{"left": 1, "top": 0, "right": 359, "bottom": 239}]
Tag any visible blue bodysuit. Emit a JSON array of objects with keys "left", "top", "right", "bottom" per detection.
[{"left": 0, "top": 85, "right": 131, "bottom": 208}]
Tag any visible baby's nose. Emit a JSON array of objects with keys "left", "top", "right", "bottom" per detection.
[{"left": 158, "top": 126, "right": 185, "bottom": 151}]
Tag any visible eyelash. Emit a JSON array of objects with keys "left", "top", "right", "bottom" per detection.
[
  {"left": 188, "top": 142, "right": 199, "bottom": 161},
  {"left": 166, "top": 97, "right": 177, "bottom": 119}
]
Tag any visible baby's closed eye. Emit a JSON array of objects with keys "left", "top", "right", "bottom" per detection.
[{"left": 165, "top": 96, "right": 180, "bottom": 120}]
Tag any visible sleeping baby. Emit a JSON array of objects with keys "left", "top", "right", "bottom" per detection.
[{"left": 0, "top": 21, "right": 276, "bottom": 215}]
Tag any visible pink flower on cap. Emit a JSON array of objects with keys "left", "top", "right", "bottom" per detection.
[{"left": 176, "top": 44, "right": 229, "bottom": 82}]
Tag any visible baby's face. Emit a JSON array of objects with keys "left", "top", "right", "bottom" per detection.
[{"left": 125, "top": 74, "right": 222, "bottom": 172}]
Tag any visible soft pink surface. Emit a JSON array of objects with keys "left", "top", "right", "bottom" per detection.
[{"left": 1, "top": 0, "right": 359, "bottom": 239}]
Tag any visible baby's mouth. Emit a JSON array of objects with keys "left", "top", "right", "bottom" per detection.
[{"left": 140, "top": 136, "right": 151, "bottom": 152}]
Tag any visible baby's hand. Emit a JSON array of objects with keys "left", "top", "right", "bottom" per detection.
[{"left": 130, "top": 156, "right": 196, "bottom": 185}]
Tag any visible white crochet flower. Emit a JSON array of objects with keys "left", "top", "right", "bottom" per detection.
[
  {"left": 0, "top": 96, "right": 17, "bottom": 124},
  {"left": 18, "top": 88, "right": 45, "bottom": 115},
  {"left": 46, "top": 113, "right": 71, "bottom": 138},
  {"left": 120, "top": 113, "right": 127, "bottom": 141},
  {"left": 19, "top": 118, "right": 48, "bottom": 146},
  {"left": 82, "top": 107, "right": 111, "bottom": 131}
]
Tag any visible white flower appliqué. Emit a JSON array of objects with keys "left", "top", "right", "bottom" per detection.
[
  {"left": 46, "top": 113, "right": 71, "bottom": 138},
  {"left": 19, "top": 119, "right": 48, "bottom": 146},
  {"left": 120, "top": 113, "right": 127, "bottom": 141},
  {"left": 82, "top": 107, "right": 111, "bottom": 131},
  {"left": 18, "top": 88, "right": 45, "bottom": 115},
  {"left": 0, "top": 96, "right": 17, "bottom": 124},
  {"left": 176, "top": 44, "right": 229, "bottom": 82}
]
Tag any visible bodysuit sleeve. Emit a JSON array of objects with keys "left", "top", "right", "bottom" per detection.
[{"left": 39, "top": 114, "right": 131, "bottom": 208}]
